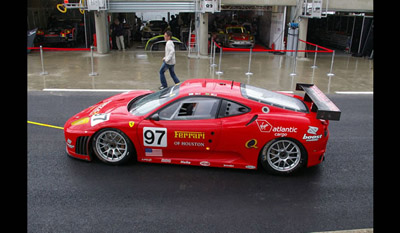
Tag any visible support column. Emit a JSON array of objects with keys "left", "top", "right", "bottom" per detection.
[
  {"left": 297, "top": 17, "right": 308, "bottom": 58},
  {"left": 199, "top": 12, "right": 209, "bottom": 57},
  {"left": 94, "top": 11, "right": 109, "bottom": 54}
]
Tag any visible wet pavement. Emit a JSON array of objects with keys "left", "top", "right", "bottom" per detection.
[
  {"left": 27, "top": 48, "right": 373, "bottom": 93},
  {"left": 28, "top": 92, "right": 373, "bottom": 233}
]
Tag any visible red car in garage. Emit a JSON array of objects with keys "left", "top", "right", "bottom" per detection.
[
  {"left": 64, "top": 79, "right": 340, "bottom": 175},
  {"left": 36, "top": 19, "right": 78, "bottom": 46}
]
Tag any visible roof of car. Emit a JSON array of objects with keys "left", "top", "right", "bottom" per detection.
[{"left": 179, "top": 79, "right": 242, "bottom": 98}]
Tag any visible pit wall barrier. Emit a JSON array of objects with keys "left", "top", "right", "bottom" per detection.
[
  {"left": 27, "top": 47, "right": 90, "bottom": 51},
  {"left": 28, "top": 45, "right": 97, "bottom": 76},
  {"left": 212, "top": 39, "right": 333, "bottom": 53}
]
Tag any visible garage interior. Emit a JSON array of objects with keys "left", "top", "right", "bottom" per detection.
[{"left": 28, "top": 0, "right": 373, "bottom": 58}]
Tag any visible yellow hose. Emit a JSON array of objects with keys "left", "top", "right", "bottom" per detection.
[
  {"left": 56, "top": 4, "right": 67, "bottom": 13},
  {"left": 79, "top": 0, "right": 85, "bottom": 14},
  {"left": 56, "top": 0, "right": 85, "bottom": 14}
]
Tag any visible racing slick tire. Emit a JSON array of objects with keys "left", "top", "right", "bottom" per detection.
[
  {"left": 259, "top": 138, "right": 307, "bottom": 175},
  {"left": 92, "top": 128, "right": 135, "bottom": 165}
]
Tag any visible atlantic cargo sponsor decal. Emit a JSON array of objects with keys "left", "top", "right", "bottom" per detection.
[{"left": 256, "top": 119, "right": 297, "bottom": 137}]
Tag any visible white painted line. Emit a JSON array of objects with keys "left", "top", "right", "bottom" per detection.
[
  {"left": 43, "top": 88, "right": 150, "bottom": 92},
  {"left": 335, "top": 91, "right": 373, "bottom": 94}
]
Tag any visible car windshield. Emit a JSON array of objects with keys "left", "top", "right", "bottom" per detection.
[
  {"left": 227, "top": 27, "right": 246, "bottom": 34},
  {"left": 129, "top": 84, "right": 180, "bottom": 116},
  {"left": 241, "top": 84, "right": 308, "bottom": 113}
]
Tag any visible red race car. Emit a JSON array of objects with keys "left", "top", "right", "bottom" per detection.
[{"left": 64, "top": 79, "right": 340, "bottom": 175}]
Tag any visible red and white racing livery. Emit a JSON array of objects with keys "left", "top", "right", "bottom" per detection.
[{"left": 64, "top": 79, "right": 340, "bottom": 175}]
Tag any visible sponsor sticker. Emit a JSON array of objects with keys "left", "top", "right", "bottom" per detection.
[
  {"left": 307, "top": 126, "right": 319, "bottom": 135},
  {"left": 256, "top": 120, "right": 273, "bottom": 133},
  {"left": 200, "top": 161, "right": 210, "bottom": 166},
  {"left": 303, "top": 126, "right": 322, "bottom": 141},
  {"left": 303, "top": 134, "right": 322, "bottom": 141},
  {"left": 174, "top": 131, "right": 205, "bottom": 139},
  {"left": 89, "top": 100, "right": 111, "bottom": 116},
  {"left": 90, "top": 113, "right": 111, "bottom": 127},
  {"left": 245, "top": 139, "right": 258, "bottom": 149},
  {"left": 174, "top": 141, "right": 205, "bottom": 147},
  {"left": 66, "top": 138, "right": 74, "bottom": 149},
  {"left": 256, "top": 119, "right": 298, "bottom": 136},
  {"left": 161, "top": 159, "right": 171, "bottom": 163}
]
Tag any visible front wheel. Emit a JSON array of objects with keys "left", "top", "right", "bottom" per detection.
[
  {"left": 92, "top": 128, "right": 135, "bottom": 165},
  {"left": 259, "top": 138, "right": 307, "bottom": 175}
]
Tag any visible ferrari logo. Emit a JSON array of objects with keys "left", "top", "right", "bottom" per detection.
[{"left": 129, "top": 121, "right": 135, "bottom": 127}]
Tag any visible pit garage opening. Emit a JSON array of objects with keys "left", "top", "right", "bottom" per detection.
[{"left": 28, "top": 1, "right": 290, "bottom": 54}]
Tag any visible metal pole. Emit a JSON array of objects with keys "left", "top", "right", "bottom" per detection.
[
  {"left": 211, "top": 41, "right": 217, "bottom": 67},
  {"left": 209, "top": 38, "right": 214, "bottom": 66},
  {"left": 357, "top": 15, "right": 365, "bottom": 54},
  {"left": 311, "top": 46, "right": 318, "bottom": 69},
  {"left": 290, "top": 37, "right": 298, "bottom": 77},
  {"left": 245, "top": 47, "right": 253, "bottom": 76},
  {"left": 39, "top": 45, "right": 48, "bottom": 75},
  {"left": 290, "top": 55, "right": 297, "bottom": 77},
  {"left": 327, "top": 50, "right": 335, "bottom": 77},
  {"left": 89, "top": 45, "right": 98, "bottom": 76},
  {"left": 215, "top": 46, "right": 223, "bottom": 76}
]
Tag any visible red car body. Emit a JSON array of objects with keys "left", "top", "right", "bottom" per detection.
[{"left": 64, "top": 79, "right": 340, "bottom": 175}]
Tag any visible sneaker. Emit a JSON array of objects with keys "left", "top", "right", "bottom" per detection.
[{"left": 159, "top": 86, "right": 167, "bottom": 90}]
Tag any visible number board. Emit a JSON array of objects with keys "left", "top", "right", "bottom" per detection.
[{"left": 143, "top": 127, "right": 167, "bottom": 147}]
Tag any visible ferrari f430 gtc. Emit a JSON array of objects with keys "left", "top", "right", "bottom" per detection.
[{"left": 64, "top": 79, "right": 341, "bottom": 175}]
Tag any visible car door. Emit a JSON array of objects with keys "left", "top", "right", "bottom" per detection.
[
  {"left": 137, "top": 96, "right": 222, "bottom": 161},
  {"left": 213, "top": 99, "right": 260, "bottom": 166}
]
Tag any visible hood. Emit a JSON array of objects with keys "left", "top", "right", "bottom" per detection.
[
  {"left": 230, "top": 33, "right": 249, "bottom": 40},
  {"left": 89, "top": 90, "right": 153, "bottom": 116}
]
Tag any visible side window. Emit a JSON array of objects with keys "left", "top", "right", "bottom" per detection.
[
  {"left": 158, "top": 101, "right": 180, "bottom": 120},
  {"left": 159, "top": 97, "right": 221, "bottom": 120},
  {"left": 218, "top": 100, "right": 250, "bottom": 118}
]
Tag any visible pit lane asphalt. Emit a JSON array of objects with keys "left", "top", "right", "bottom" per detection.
[{"left": 27, "top": 91, "right": 373, "bottom": 233}]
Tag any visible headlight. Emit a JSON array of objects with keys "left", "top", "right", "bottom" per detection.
[{"left": 71, "top": 117, "right": 89, "bottom": 126}]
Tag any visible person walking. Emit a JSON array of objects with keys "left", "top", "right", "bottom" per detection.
[{"left": 159, "top": 31, "right": 180, "bottom": 90}]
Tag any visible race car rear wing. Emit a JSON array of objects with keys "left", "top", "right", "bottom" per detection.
[{"left": 296, "top": 83, "right": 341, "bottom": 121}]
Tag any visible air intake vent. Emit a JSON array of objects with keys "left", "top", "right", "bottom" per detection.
[{"left": 75, "top": 136, "right": 89, "bottom": 155}]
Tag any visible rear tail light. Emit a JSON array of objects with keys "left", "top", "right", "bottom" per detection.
[{"left": 320, "top": 119, "right": 329, "bottom": 137}]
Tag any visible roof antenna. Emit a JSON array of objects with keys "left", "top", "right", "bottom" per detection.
[{"left": 231, "top": 80, "right": 234, "bottom": 89}]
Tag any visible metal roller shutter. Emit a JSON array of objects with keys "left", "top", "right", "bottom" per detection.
[{"left": 108, "top": 1, "right": 196, "bottom": 13}]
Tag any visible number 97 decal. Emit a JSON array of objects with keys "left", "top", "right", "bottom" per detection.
[{"left": 143, "top": 127, "right": 167, "bottom": 147}]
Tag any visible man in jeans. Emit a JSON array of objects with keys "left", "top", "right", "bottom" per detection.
[{"left": 159, "top": 31, "right": 180, "bottom": 90}]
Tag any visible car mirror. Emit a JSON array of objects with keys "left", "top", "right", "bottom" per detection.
[{"left": 150, "top": 113, "right": 160, "bottom": 121}]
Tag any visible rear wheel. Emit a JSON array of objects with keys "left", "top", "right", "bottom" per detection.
[
  {"left": 92, "top": 128, "right": 134, "bottom": 165},
  {"left": 259, "top": 138, "right": 307, "bottom": 175}
]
